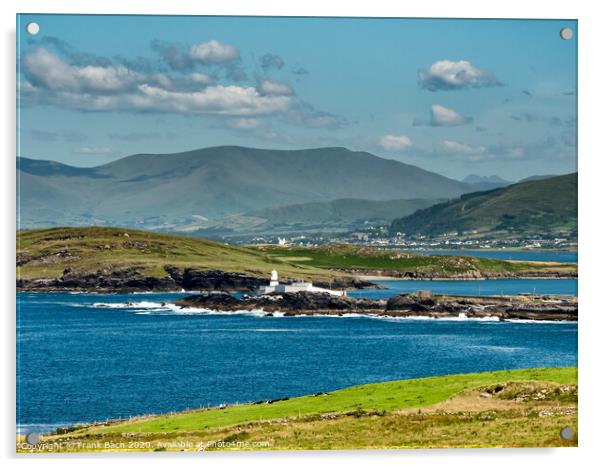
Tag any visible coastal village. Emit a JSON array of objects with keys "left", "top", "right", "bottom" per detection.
[{"left": 246, "top": 230, "right": 575, "bottom": 250}]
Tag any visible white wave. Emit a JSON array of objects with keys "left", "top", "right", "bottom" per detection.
[
  {"left": 363, "top": 314, "right": 501, "bottom": 323},
  {"left": 87, "top": 301, "right": 574, "bottom": 324},
  {"left": 169, "top": 306, "right": 269, "bottom": 317},
  {"left": 505, "top": 318, "right": 575, "bottom": 324},
  {"left": 466, "top": 345, "right": 525, "bottom": 353},
  {"left": 91, "top": 301, "right": 168, "bottom": 309},
  {"left": 130, "top": 289, "right": 188, "bottom": 294}
]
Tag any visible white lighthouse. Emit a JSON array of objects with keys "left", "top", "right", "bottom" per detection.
[
  {"left": 258, "top": 269, "right": 345, "bottom": 296},
  {"left": 269, "top": 269, "right": 279, "bottom": 287}
]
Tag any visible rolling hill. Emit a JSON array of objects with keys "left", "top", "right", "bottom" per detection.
[
  {"left": 390, "top": 173, "right": 577, "bottom": 238},
  {"left": 249, "top": 197, "right": 439, "bottom": 225},
  {"left": 17, "top": 146, "right": 472, "bottom": 230},
  {"left": 181, "top": 197, "right": 441, "bottom": 237}
]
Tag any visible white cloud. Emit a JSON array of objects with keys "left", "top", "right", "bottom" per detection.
[
  {"left": 258, "top": 80, "right": 294, "bottom": 96},
  {"left": 439, "top": 140, "right": 485, "bottom": 154},
  {"left": 430, "top": 104, "right": 472, "bottom": 126},
  {"left": 20, "top": 49, "right": 293, "bottom": 117},
  {"left": 20, "top": 47, "right": 348, "bottom": 129},
  {"left": 379, "top": 135, "right": 413, "bottom": 152},
  {"left": 506, "top": 146, "right": 525, "bottom": 158},
  {"left": 436, "top": 140, "right": 491, "bottom": 161},
  {"left": 189, "top": 72, "right": 212, "bottom": 84},
  {"left": 24, "top": 82, "right": 292, "bottom": 116},
  {"left": 134, "top": 84, "right": 292, "bottom": 116},
  {"left": 189, "top": 40, "right": 239, "bottom": 64},
  {"left": 22, "top": 48, "right": 136, "bottom": 93},
  {"left": 153, "top": 74, "right": 172, "bottom": 89},
  {"left": 21, "top": 48, "right": 167, "bottom": 94},
  {"left": 419, "top": 60, "right": 500, "bottom": 91},
  {"left": 226, "top": 118, "right": 263, "bottom": 130}
]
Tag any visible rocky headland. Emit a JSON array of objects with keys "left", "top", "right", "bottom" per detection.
[{"left": 174, "top": 291, "right": 577, "bottom": 321}]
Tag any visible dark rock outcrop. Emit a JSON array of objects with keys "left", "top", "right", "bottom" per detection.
[
  {"left": 174, "top": 291, "right": 577, "bottom": 321},
  {"left": 313, "top": 277, "right": 381, "bottom": 289},
  {"left": 17, "top": 265, "right": 265, "bottom": 292},
  {"left": 175, "top": 292, "right": 385, "bottom": 316},
  {"left": 17, "top": 266, "right": 178, "bottom": 292},
  {"left": 386, "top": 293, "right": 577, "bottom": 321},
  {"left": 179, "top": 269, "right": 265, "bottom": 291}
]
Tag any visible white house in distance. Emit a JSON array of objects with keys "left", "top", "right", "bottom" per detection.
[{"left": 257, "top": 270, "right": 346, "bottom": 297}]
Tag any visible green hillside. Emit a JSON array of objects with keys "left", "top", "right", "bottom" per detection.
[
  {"left": 16, "top": 227, "right": 337, "bottom": 283},
  {"left": 390, "top": 173, "right": 577, "bottom": 238},
  {"left": 20, "top": 367, "right": 577, "bottom": 451}
]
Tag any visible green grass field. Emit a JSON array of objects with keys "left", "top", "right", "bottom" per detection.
[
  {"left": 18, "top": 367, "right": 577, "bottom": 452},
  {"left": 255, "top": 243, "right": 577, "bottom": 277}
]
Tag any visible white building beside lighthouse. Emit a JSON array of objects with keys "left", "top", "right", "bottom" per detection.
[{"left": 258, "top": 269, "right": 345, "bottom": 296}]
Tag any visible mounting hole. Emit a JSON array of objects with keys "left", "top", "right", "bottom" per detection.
[
  {"left": 26, "top": 22, "right": 40, "bottom": 36},
  {"left": 560, "top": 27, "right": 573, "bottom": 40},
  {"left": 559, "top": 426, "right": 574, "bottom": 440},
  {"left": 25, "top": 432, "right": 40, "bottom": 445}
]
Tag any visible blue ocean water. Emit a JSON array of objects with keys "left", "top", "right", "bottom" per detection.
[
  {"left": 348, "top": 278, "right": 578, "bottom": 299},
  {"left": 17, "top": 288, "right": 577, "bottom": 431},
  {"left": 407, "top": 249, "right": 577, "bottom": 263}
]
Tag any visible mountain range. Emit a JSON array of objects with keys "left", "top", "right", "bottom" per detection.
[
  {"left": 390, "top": 173, "right": 577, "bottom": 239},
  {"left": 18, "top": 146, "right": 472, "bottom": 230}
]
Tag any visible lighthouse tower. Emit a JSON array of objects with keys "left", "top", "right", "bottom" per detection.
[{"left": 269, "top": 269, "right": 279, "bottom": 287}]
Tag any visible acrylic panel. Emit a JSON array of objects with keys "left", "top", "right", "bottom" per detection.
[{"left": 16, "top": 14, "right": 578, "bottom": 452}]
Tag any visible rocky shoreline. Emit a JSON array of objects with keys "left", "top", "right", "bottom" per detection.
[
  {"left": 16, "top": 264, "right": 576, "bottom": 293},
  {"left": 174, "top": 291, "right": 577, "bottom": 322},
  {"left": 16, "top": 266, "right": 377, "bottom": 293}
]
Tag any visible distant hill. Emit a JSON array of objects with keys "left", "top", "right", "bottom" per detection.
[
  {"left": 188, "top": 197, "right": 442, "bottom": 237},
  {"left": 390, "top": 173, "right": 577, "bottom": 238},
  {"left": 17, "top": 146, "right": 473, "bottom": 230},
  {"left": 518, "top": 174, "right": 560, "bottom": 183},
  {"left": 251, "top": 197, "right": 439, "bottom": 225},
  {"left": 462, "top": 174, "right": 511, "bottom": 191}
]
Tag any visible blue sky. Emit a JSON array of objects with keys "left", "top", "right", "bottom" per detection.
[{"left": 17, "top": 14, "right": 577, "bottom": 180}]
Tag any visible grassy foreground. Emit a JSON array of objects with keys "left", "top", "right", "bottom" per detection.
[
  {"left": 17, "top": 227, "right": 576, "bottom": 286},
  {"left": 17, "top": 367, "right": 577, "bottom": 452}
]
